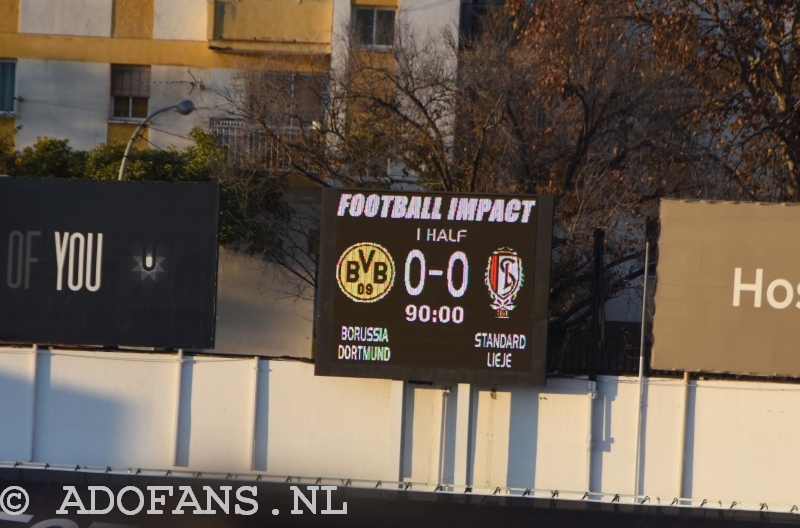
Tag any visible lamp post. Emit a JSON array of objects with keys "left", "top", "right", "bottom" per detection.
[{"left": 117, "top": 99, "right": 196, "bottom": 181}]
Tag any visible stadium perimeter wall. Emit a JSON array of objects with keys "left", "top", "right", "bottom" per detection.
[{"left": 1, "top": 348, "right": 800, "bottom": 510}]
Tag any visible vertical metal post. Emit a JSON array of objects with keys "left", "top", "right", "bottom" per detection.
[
  {"left": 586, "top": 229, "right": 603, "bottom": 493},
  {"left": 589, "top": 229, "right": 604, "bottom": 382},
  {"left": 172, "top": 348, "right": 184, "bottom": 467},
  {"left": 637, "top": 242, "right": 650, "bottom": 379},
  {"left": 677, "top": 371, "right": 690, "bottom": 501},
  {"left": 585, "top": 379, "right": 596, "bottom": 493},
  {"left": 309, "top": 228, "right": 320, "bottom": 360},
  {"left": 633, "top": 241, "right": 650, "bottom": 500},
  {"left": 312, "top": 253, "right": 319, "bottom": 359},
  {"left": 29, "top": 344, "right": 38, "bottom": 462},
  {"left": 387, "top": 380, "right": 406, "bottom": 485},
  {"left": 249, "top": 356, "right": 260, "bottom": 470}
]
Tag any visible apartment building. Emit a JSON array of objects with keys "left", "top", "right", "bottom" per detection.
[
  {"left": 0, "top": 0, "right": 460, "bottom": 153},
  {"left": 0, "top": 0, "right": 335, "bottom": 151}
]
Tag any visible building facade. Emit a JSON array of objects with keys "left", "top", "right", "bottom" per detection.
[
  {"left": 0, "top": 0, "right": 461, "bottom": 152},
  {"left": 5, "top": 0, "right": 795, "bottom": 521},
  {"left": 0, "top": 0, "right": 336, "bottom": 151}
]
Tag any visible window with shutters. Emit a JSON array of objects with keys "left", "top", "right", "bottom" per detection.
[{"left": 111, "top": 65, "right": 150, "bottom": 119}]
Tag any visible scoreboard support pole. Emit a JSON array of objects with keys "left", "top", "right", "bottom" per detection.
[
  {"left": 453, "top": 383, "right": 472, "bottom": 490},
  {"left": 586, "top": 229, "right": 604, "bottom": 494},
  {"left": 387, "top": 380, "right": 407, "bottom": 485}
]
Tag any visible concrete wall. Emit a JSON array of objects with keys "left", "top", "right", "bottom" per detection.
[
  {"left": 147, "top": 65, "right": 231, "bottom": 151},
  {"left": 3, "top": 343, "right": 800, "bottom": 511},
  {"left": 20, "top": 0, "right": 112, "bottom": 37},
  {"left": 215, "top": 250, "right": 314, "bottom": 358},
  {"left": 398, "top": 0, "right": 460, "bottom": 40},
  {"left": 11, "top": 60, "right": 233, "bottom": 151},
  {"left": 113, "top": 0, "right": 154, "bottom": 39},
  {"left": 213, "top": 0, "right": 332, "bottom": 43},
  {"left": 0, "top": 0, "right": 20, "bottom": 33},
  {"left": 15, "top": 59, "right": 109, "bottom": 150},
  {"left": 153, "top": 0, "right": 207, "bottom": 41}
]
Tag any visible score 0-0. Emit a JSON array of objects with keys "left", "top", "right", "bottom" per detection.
[{"left": 404, "top": 246, "right": 467, "bottom": 324}]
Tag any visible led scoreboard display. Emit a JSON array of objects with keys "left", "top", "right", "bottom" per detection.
[{"left": 315, "top": 188, "right": 553, "bottom": 385}]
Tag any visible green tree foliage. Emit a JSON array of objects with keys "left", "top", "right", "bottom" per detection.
[
  {"left": 5, "top": 129, "right": 291, "bottom": 264},
  {"left": 8, "top": 137, "right": 85, "bottom": 179},
  {"left": 0, "top": 128, "right": 16, "bottom": 174}
]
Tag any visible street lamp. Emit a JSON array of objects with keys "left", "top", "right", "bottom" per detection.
[{"left": 117, "top": 99, "right": 196, "bottom": 181}]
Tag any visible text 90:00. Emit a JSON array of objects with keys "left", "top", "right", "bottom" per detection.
[{"left": 406, "top": 304, "right": 464, "bottom": 324}]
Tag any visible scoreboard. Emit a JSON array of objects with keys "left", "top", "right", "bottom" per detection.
[{"left": 315, "top": 188, "right": 553, "bottom": 385}]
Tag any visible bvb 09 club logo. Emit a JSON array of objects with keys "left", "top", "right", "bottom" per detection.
[
  {"left": 486, "top": 247, "right": 523, "bottom": 318},
  {"left": 337, "top": 242, "right": 395, "bottom": 303}
]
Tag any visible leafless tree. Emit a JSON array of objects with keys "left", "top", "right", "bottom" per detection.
[
  {"left": 637, "top": 0, "right": 800, "bottom": 201},
  {"left": 213, "top": 1, "right": 709, "bottom": 334}
]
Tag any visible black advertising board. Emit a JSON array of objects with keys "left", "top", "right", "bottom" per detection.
[
  {"left": 0, "top": 177, "right": 220, "bottom": 349},
  {"left": 315, "top": 188, "right": 553, "bottom": 385}
]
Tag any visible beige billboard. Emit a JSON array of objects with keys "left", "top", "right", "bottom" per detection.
[{"left": 653, "top": 199, "right": 800, "bottom": 376}]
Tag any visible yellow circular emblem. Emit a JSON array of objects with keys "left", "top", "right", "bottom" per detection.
[{"left": 336, "top": 242, "right": 395, "bottom": 303}]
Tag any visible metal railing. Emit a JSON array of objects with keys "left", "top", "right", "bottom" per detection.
[
  {"left": 209, "top": 118, "right": 299, "bottom": 170},
  {"left": 547, "top": 323, "right": 647, "bottom": 376}
]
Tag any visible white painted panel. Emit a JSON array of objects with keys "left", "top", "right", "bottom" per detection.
[
  {"left": 592, "top": 377, "right": 638, "bottom": 495},
  {"left": 533, "top": 378, "right": 589, "bottom": 493},
  {"left": 441, "top": 387, "right": 457, "bottom": 485},
  {"left": 506, "top": 386, "right": 538, "bottom": 489},
  {"left": 0, "top": 349, "right": 36, "bottom": 462},
  {"left": 472, "top": 389, "right": 510, "bottom": 489},
  {"left": 214, "top": 250, "right": 314, "bottom": 358},
  {"left": 178, "top": 356, "right": 254, "bottom": 471},
  {"left": 406, "top": 386, "right": 444, "bottom": 485},
  {"left": 264, "top": 361, "right": 393, "bottom": 481},
  {"left": 403, "top": 385, "right": 457, "bottom": 486},
  {"left": 154, "top": 0, "right": 207, "bottom": 41},
  {"left": 20, "top": 0, "right": 112, "bottom": 37},
  {"left": 452, "top": 383, "right": 471, "bottom": 486},
  {"left": 386, "top": 380, "right": 405, "bottom": 482},
  {"left": 31, "top": 350, "right": 176, "bottom": 469},
  {"left": 688, "top": 380, "right": 800, "bottom": 506},
  {"left": 639, "top": 379, "right": 684, "bottom": 500},
  {"left": 15, "top": 60, "right": 109, "bottom": 151},
  {"left": 3, "top": 339, "right": 800, "bottom": 512}
]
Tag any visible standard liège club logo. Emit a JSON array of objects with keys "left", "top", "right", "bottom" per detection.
[
  {"left": 485, "top": 247, "right": 523, "bottom": 318},
  {"left": 337, "top": 242, "right": 395, "bottom": 303}
]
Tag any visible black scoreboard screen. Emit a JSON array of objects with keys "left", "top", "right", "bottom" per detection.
[{"left": 315, "top": 188, "right": 553, "bottom": 385}]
